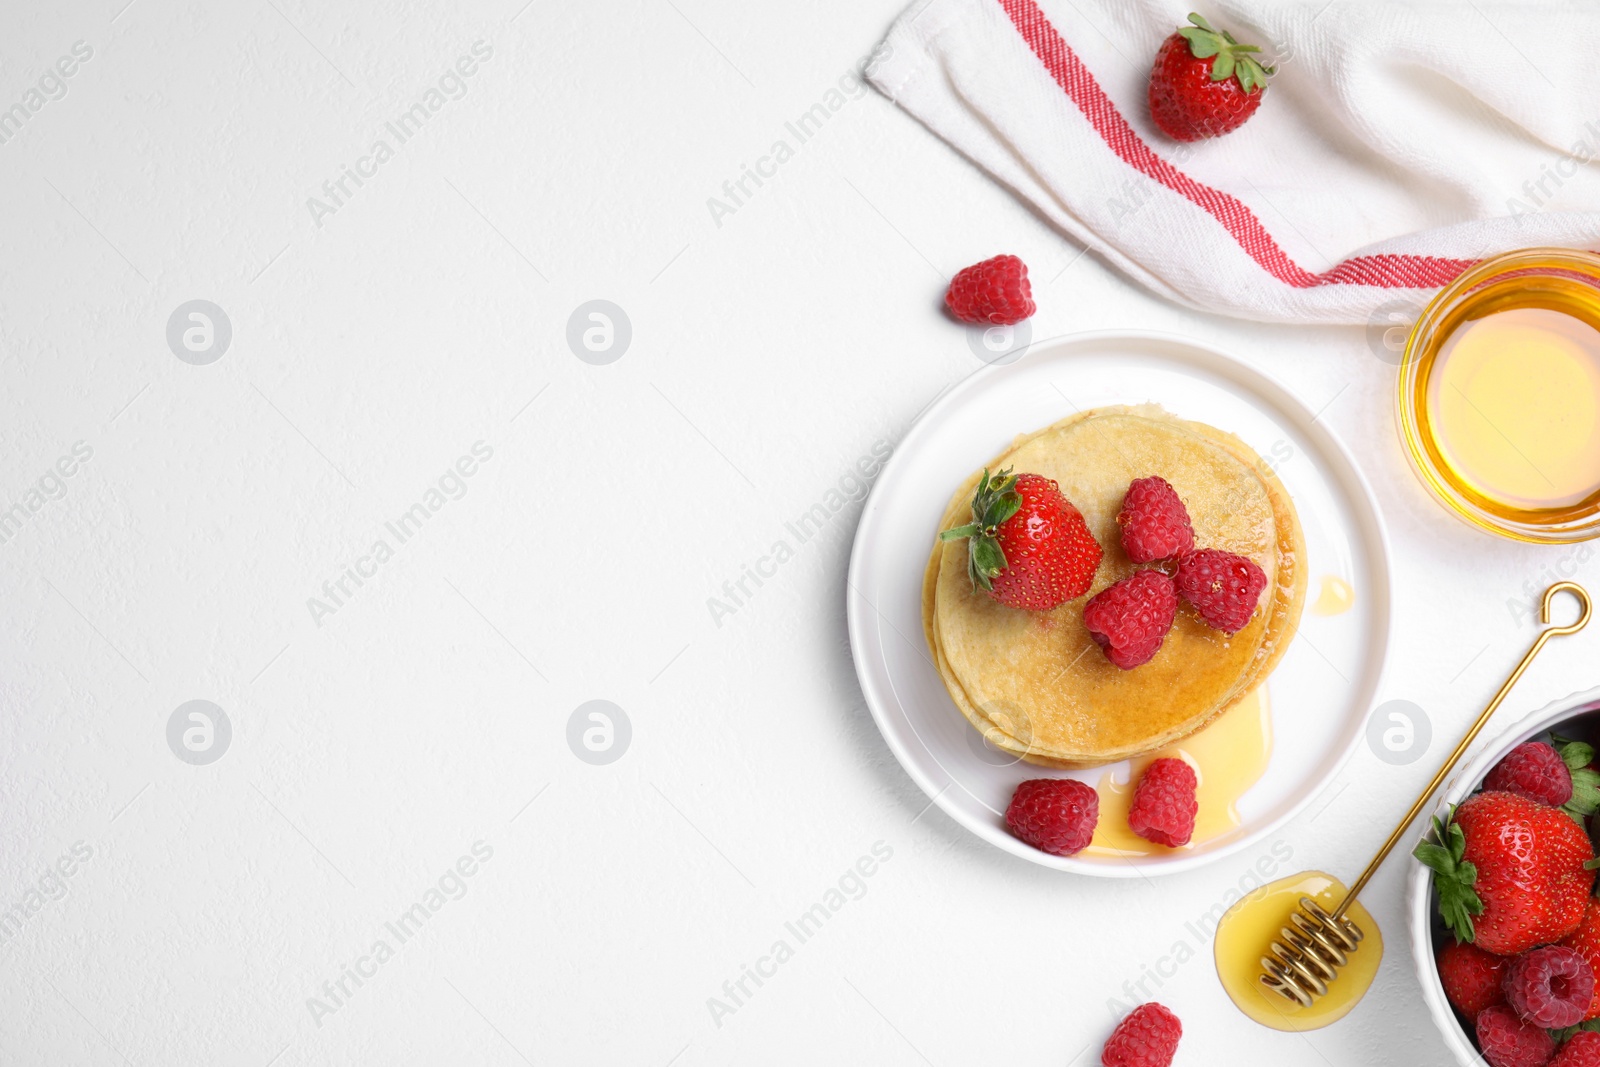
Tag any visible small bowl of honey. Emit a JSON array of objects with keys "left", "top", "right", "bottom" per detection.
[{"left": 1398, "top": 248, "right": 1600, "bottom": 543}]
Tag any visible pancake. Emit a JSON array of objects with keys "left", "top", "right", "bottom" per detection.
[{"left": 923, "top": 404, "right": 1307, "bottom": 768}]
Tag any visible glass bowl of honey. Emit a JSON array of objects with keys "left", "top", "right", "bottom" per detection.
[{"left": 1397, "top": 248, "right": 1600, "bottom": 543}]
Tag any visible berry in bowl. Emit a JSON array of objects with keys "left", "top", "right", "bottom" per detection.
[{"left": 1410, "top": 689, "right": 1600, "bottom": 1067}]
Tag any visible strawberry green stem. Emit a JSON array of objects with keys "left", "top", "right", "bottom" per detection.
[
  {"left": 1179, "top": 11, "right": 1276, "bottom": 93},
  {"left": 938, "top": 467, "right": 1021, "bottom": 592},
  {"left": 1412, "top": 810, "right": 1484, "bottom": 944}
]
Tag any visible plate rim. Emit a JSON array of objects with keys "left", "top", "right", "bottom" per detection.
[{"left": 846, "top": 328, "right": 1394, "bottom": 876}]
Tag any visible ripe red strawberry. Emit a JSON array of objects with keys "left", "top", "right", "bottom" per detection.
[
  {"left": 1437, "top": 941, "right": 1508, "bottom": 1020},
  {"left": 1148, "top": 13, "right": 1273, "bottom": 142},
  {"left": 1415, "top": 792, "right": 1595, "bottom": 956},
  {"left": 1485, "top": 742, "right": 1574, "bottom": 808},
  {"left": 1128, "top": 758, "right": 1198, "bottom": 847},
  {"left": 1175, "top": 548, "right": 1267, "bottom": 635},
  {"left": 1559, "top": 901, "right": 1600, "bottom": 1021},
  {"left": 1505, "top": 946, "right": 1594, "bottom": 1029},
  {"left": 1005, "top": 778, "right": 1098, "bottom": 857},
  {"left": 1554, "top": 1031, "right": 1600, "bottom": 1067},
  {"left": 939, "top": 468, "right": 1103, "bottom": 611},
  {"left": 1477, "top": 1004, "right": 1557, "bottom": 1067},
  {"left": 1101, "top": 1002, "right": 1181, "bottom": 1067},
  {"left": 1117, "top": 476, "right": 1194, "bottom": 563},
  {"left": 944, "top": 254, "right": 1036, "bottom": 326},
  {"left": 1083, "top": 570, "right": 1179, "bottom": 670}
]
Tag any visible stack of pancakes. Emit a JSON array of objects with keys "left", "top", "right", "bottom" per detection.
[{"left": 923, "top": 404, "right": 1308, "bottom": 768}]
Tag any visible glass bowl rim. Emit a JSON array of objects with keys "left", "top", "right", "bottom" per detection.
[{"left": 1395, "top": 246, "right": 1600, "bottom": 545}]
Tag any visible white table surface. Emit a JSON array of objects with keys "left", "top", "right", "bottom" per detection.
[{"left": 3, "top": 2, "right": 1594, "bottom": 1065}]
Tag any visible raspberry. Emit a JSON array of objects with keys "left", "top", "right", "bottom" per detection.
[
  {"left": 1128, "top": 758, "right": 1198, "bottom": 847},
  {"left": 1083, "top": 570, "right": 1178, "bottom": 670},
  {"left": 1477, "top": 1004, "right": 1556, "bottom": 1067},
  {"left": 1505, "top": 946, "right": 1594, "bottom": 1029},
  {"left": 944, "top": 254, "right": 1036, "bottom": 326},
  {"left": 1554, "top": 1032, "right": 1600, "bottom": 1067},
  {"left": 1486, "top": 742, "right": 1575, "bottom": 808},
  {"left": 1005, "top": 779, "right": 1098, "bottom": 857},
  {"left": 1174, "top": 548, "right": 1268, "bottom": 635},
  {"left": 1437, "top": 941, "right": 1508, "bottom": 1020},
  {"left": 1101, "top": 1002, "right": 1181, "bottom": 1067},
  {"left": 1117, "top": 477, "right": 1195, "bottom": 563}
]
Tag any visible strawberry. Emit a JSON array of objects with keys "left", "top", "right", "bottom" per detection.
[
  {"left": 1148, "top": 13, "right": 1274, "bottom": 142},
  {"left": 1436, "top": 940, "right": 1508, "bottom": 1021},
  {"left": 1560, "top": 900, "right": 1600, "bottom": 1022},
  {"left": 1415, "top": 792, "right": 1595, "bottom": 956},
  {"left": 939, "top": 468, "right": 1103, "bottom": 611}
]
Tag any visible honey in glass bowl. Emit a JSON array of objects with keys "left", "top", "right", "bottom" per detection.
[{"left": 1398, "top": 248, "right": 1600, "bottom": 543}]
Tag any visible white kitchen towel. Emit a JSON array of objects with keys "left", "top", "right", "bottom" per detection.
[{"left": 869, "top": 0, "right": 1600, "bottom": 323}]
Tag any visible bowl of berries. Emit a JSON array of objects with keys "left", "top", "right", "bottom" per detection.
[{"left": 1410, "top": 686, "right": 1600, "bottom": 1067}]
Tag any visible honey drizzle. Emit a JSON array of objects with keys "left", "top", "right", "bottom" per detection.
[{"left": 1087, "top": 686, "right": 1272, "bottom": 857}]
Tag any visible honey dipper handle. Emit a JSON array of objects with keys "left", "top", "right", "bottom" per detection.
[{"left": 1332, "top": 581, "right": 1592, "bottom": 919}]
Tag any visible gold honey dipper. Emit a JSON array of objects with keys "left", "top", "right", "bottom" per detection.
[{"left": 1260, "top": 580, "right": 1594, "bottom": 1008}]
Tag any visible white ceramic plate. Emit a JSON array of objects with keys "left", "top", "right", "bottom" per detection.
[{"left": 847, "top": 331, "right": 1392, "bottom": 875}]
